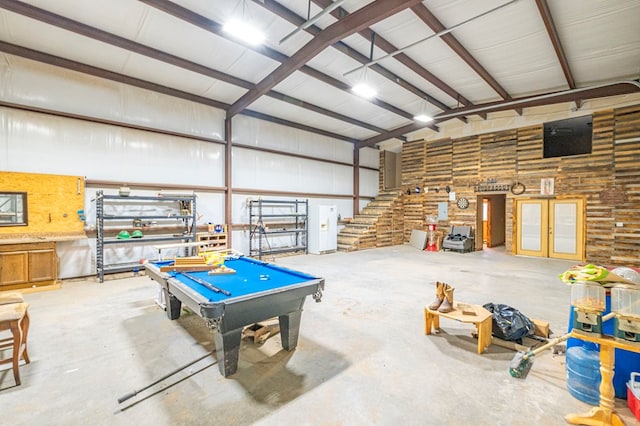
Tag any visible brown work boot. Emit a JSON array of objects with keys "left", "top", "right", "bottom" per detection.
[
  {"left": 438, "top": 284, "right": 455, "bottom": 313},
  {"left": 428, "top": 281, "right": 444, "bottom": 310}
]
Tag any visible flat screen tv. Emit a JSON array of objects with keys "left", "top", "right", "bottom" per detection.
[{"left": 543, "top": 115, "right": 593, "bottom": 158}]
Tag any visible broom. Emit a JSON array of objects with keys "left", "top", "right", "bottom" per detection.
[{"left": 509, "top": 312, "right": 615, "bottom": 379}]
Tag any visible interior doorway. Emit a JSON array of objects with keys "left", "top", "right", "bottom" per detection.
[
  {"left": 383, "top": 150, "right": 402, "bottom": 190},
  {"left": 476, "top": 194, "right": 506, "bottom": 249}
]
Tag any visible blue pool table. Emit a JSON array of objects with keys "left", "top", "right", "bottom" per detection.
[{"left": 145, "top": 255, "right": 324, "bottom": 377}]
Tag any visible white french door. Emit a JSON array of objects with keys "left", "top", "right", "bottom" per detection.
[{"left": 515, "top": 198, "right": 585, "bottom": 261}]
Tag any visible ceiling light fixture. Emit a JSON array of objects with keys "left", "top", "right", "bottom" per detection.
[
  {"left": 223, "top": 0, "right": 265, "bottom": 46},
  {"left": 351, "top": 35, "right": 378, "bottom": 99},
  {"left": 223, "top": 19, "right": 265, "bottom": 45},
  {"left": 352, "top": 82, "right": 377, "bottom": 99},
  {"left": 352, "top": 68, "right": 377, "bottom": 99},
  {"left": 414, "top": 97, "right": 434, "bottom": 122},
  {"left": 413, "top": 114, "right": 434, "bottom": 123}
]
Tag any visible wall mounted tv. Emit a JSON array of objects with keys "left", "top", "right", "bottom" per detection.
[{"left": 543, "top": 115, "right": 593, "bottom": 158}]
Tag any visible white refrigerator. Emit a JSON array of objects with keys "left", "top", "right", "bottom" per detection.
[{"left": 308, "top": 205, "right": 338, "bottom": 254}]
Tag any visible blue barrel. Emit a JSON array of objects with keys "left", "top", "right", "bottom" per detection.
[
  {"left": 566, "top": 342, "right": 601, "bottom": 405},
  {"left": 567, "top": 293, "right": 640, "bottom": 399}
]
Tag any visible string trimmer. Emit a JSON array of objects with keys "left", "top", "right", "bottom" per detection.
[{"left": 509, "top": 312, "right": 615, "bottom": 379}]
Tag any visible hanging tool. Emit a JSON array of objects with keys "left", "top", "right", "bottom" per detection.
[{"left": 509, "top": 312, "right": 615, "bottom": 379}]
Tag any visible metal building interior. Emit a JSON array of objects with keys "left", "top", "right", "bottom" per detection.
[{"left": 1, "top": 1, "right": 640, "bottom": 425}]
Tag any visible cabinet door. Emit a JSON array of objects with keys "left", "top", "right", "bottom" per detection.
[
  {"left": 0, "top": 251, "right": 29, "bottom": 286},
  {"left": 29, "top": 249, "right": 57, "bottom": 282}
]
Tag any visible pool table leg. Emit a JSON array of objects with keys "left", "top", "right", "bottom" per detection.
[
  {"left": 165, "top": 290, "right": 182, "bottom": 320},
  {"left": 279, "top": 310, "right": 302, "bottom": 351},
  {"left": 213, "top": 328, "right": 242, "bottom": 377}
]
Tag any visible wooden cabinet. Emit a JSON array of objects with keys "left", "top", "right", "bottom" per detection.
[{"left": 0, "top": 242, "right": 57, "bottom": 290}]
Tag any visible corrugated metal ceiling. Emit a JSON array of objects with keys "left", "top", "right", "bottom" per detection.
[{"left": 0, "top": 0, "right": 638, "bottom": 147}]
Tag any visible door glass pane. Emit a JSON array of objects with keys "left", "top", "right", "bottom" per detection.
[
  {"left": 554, "top": 203, "right": 577, "bottom": 254},
  {"left": 521, "top": 204, "right": 541, "bottom": 251}
]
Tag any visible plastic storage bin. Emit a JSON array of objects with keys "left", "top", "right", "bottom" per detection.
[
  {"left": 571, "top": 282, "right": 605, "bottom": 311},
  {"left": 567, "top": 293, "right": 640, "bottom": 399},
  {"left": 628, "top": 373, "right": 640, "bottom": 422},
  {"left": 566, "top": 342, "right": 601, "bottom": 406},
  {"left": 611, "top": 285, "right": 640, "bottom": 318}
]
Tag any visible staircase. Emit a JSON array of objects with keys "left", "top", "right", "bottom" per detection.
[{"left": 337, "top": 189, "right": 404, "bottom": 252}]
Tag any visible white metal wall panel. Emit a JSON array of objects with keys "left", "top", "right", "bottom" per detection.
[
  {"left": 359, "top": 168, "right": 379, "bottom": 198},
  {"left": 0, "top": 107, "right": 225, "bottom": 186},
  {"left": 232, "top": 115, "right": 354, "bottom": 163},
  {"left": 232, "top": 146, "right": 353, "bottom": 194},
  {"left": 0, "top": 55, "right": 226, "bottom": 140},
  {"left": 359, "top": 146, "right": 380, "bottom": 169}
]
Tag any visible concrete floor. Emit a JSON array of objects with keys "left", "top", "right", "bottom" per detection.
[{"left": 0, "top": 245, "right": 637, "bottom": 426}]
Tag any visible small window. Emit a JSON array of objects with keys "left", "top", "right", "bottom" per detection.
[{"left": 0, "top": 192, "right": 28, "bottom": 226}]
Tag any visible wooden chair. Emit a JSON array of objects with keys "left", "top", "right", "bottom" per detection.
[{"left": 0, "top": 299, "right": 30, "bottom": 386}]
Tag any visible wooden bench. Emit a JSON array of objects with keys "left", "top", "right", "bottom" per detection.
[{"left": 424, "top": 302, "right": 493, "bottom": 354}]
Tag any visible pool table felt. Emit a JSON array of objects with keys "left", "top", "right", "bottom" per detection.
[{"left": 156, "top": 257, "right": 318, "bottom": 302}]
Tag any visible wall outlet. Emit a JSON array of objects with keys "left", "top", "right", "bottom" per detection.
[{"left": 616, "top": 222, "right": 623, "bottom": 227}]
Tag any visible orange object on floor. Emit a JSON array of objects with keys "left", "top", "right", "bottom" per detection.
[{"left": 0, "top": 302, "right": 30, "bottom": 386}]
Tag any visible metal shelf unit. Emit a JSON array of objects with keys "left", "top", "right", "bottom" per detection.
[
  {"left": 95, "top": 191, "right": 197, "bottom": 282},
  {"left": 249, "top": 199, "right": 308, "bottom": 260}
]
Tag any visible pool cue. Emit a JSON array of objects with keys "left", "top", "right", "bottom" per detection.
[
  {"left": 117, "top": 352, "right": 213, "bottom": 404},
  {"left": 181, "top": 272, "right": 232, "bottom": 296}
]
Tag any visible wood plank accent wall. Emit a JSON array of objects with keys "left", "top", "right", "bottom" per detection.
[
  {"left": 451, "top": 136, "right": 479, "bottom": 225},
  {"left": 0, "top": 171, "right": 85, "bottom": 240},
  {"left": 402, "top": 140, "right": 427, "bottom": 240},
  {"left": 612, "top": 105, "right": 640, "bottom": 265},
  {"left": 386, "top": 103, "right": 640, "bottom": 267},
  {"left": 582, "top": 110, "right": 615, "bottom": 264},
  {"left": 423, "top": 138, "right": 452, "bottom": 231}
]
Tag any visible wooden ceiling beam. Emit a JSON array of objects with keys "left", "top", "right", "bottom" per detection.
[
  {"left": 227, "top": 0, "right": 423, "bottom": 118},
  {"left": 310, "top": 0, "right": 480, "bottom": 119},
  {"left": 357, "top": 81, "right": 640, "bottom": 148},
  {"left": 258, "top": 0, "right": 461, "bottom": 118},
  {"left": 535, "top": 0, "right": 575, "bottom": 89},
  {"left": 411, "top": 4, "right": 512, "bottom": 101},
  {"left": 0, "top": 0, "right": 249, "bottom": 88},
  {"left": 140, "top": 0, "right": 415, "bottom": 123},
  {"left": 264, "top": 91, "right": 388, "bottom": 134},
  {"left": 0, "top": 0, "right": 384, "bottom": 135},
  {"left": 255, "top": 0, "right": 445, "bottom": 129},
  {"left": 534, "top": 0, "right": 580, "bottom": 107},
  {"left": 0, "top": 41, "right": 357, "bottom": 143}
]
